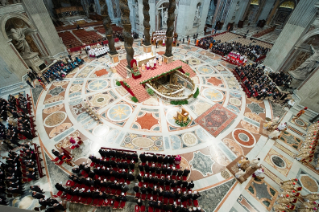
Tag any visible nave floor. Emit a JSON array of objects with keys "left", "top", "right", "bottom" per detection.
[{"left": 1, "top": 42, "right": 317, "bottom": 212}]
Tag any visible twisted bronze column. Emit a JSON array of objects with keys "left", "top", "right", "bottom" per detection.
[
  {"left": 120, "top": 0, "right": 134, "bottom": 67},
  {"left": 143, "top": 0, "right": 151, "bottom": 46},
  {"left": 101, "top": 1, "right": 118, "bottom": 55},
  {"left": 164, "top": 0, "right": 176, "bottom": 58}
]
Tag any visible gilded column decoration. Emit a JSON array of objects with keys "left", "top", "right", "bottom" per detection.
[
  {"left": 143, "top": 0, "right": 151, "bottom": 46},
  {"left": 120, "top": 0, "right": 135, "bottom": 66},
  {"left": 100, "top": 0, "right": 118, "bottom": 55},
  {"left": 164, "top": 0, "right": 176, "bottom": 58}
]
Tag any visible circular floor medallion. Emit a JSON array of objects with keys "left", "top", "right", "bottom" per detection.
[
  {"left": 88, "top": 79, "right": 108, "bottom": 91},
  {"left": 107, "top": 104, "right": 132, "bottom": 121},
  {"left": 97, "top": 97, "right": 105, "bottom": 102},
  {"left": 182, "top": 133, "right": 198, "bottom": 147},
  {"left": 271, "top": 155, "right": 286, "bottom": 168},
  {"left": 203, "top": 88, "right": 224, "bottom": 101},
  {"left": 295, "top": 118, "right": 306, "bottom": 127},
  {"left": 44, "top": 111, "right": 67, "bottom": 127},
  {"left": 229, "top": 98, "right": 241, "bottom": 106},
  {"left": 238, "top": 133, "right": 249, "bottom": 142},
  {"left": 197, "top": 66, "right": 215, "bottom": 74},
  {"left": 132, "top": 137, "right": 154, "bottom": 148},
  {"left": 232, "top": 128, "right": 256, "bottom": 148},
  {"left": 300, "top": 175, "right": 319, "bottom": 192}
]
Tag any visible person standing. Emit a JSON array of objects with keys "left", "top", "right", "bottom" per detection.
[
  {"left": 188, "top": 39, "right": 190, "bottom": 45},
  {"left": 156, "top": 41, "right": 158, "bottom": 48},
  {"left": 25, "top": 79, "right": 33, "bottom": 88},
  {"left": 293, "top": 107, "right": 307, "bottom": 120}
]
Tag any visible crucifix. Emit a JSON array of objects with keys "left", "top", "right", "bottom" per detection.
[{"left": 158, "top": 5, "right": 166, "bottom": 30}]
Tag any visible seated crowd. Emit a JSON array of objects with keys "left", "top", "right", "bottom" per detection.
[
  {"left": 51, "top": 148, "right": 139, "bottom": 209},
  {"left": 31, "top": 185, "right": 65, "bottom": 211},
  {"left": 133, "top": 153, "right": 202, "bottom": 212},
  {"left": 42, "top": 56, "right": 84, "bottom": 83},
  {"left": 0, "top": 142, "right": 43, "bottom": 206},
  {"left": 197, "top": 36, "right": 219, "bottom": 50},
  {"left": 0, "top": 94, "right": 34, "bottom": 149},
  {"left": 233, "top": 63, "right": 290, "bottom": 102},
  {"left": 51, "top": 149, "right": 202, "bottom": 211},
  {"left": 212, "top": 42, "right": 270, "bottom": 61},
  {"left": 26, "top": 56, "right": 84, "bottom": 89}
]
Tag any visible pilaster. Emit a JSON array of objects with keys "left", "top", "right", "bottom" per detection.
[
  {"left": 263, "top": 0, "right": 318, "bottom": 72},
  {"left": 22, "top": 0, "right": 66, "bottom": 57}
]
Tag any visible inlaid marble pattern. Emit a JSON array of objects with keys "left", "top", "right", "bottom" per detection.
[
  {"left": 296, "top": 169, "right": 319, "bottom": 193},
  {"left": 245, "top": 178, "right": 278, "bottom": 210},
  {"left": 196, "top": 103, "right": 237, "bottom": 137},
  {"left": 278, "top": 131, "right": 302, "bottom": 150},
  {"left": 170, "top": 128, "right": 211, "bottom": 150},
  {"left": 237, "top": 195, "right": 260, "bottom": 212},
  {"left": 247, "top": 102, "right": 265, "bottom": 115},
  {"left": 190, "top": 151, "right": 215, "bottom": 176},
  {"left": 121, "top": 134, "right": 164, "bottom": 151},
  {"left": 26, "top": 43, "right": 300, "bottom": 212},
  {"left": 198, "top": 179, "right": 236, "bottom": 212},
  {"left": 289, "top": 116, "right": 309, "bottom": 131},
  {"left": 264, "top": 148, "right": 293, "bottom": 177}
]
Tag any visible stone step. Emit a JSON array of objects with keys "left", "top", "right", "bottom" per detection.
[
  {"left": 291, "top": 104, "right": 318, "bottom": 121},
  {"left": 0, "top": 82, "right": 28, "bottom": 96}
]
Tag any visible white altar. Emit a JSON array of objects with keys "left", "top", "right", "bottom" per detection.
[{"left": 135, "top": 53, "right": 155, "bottom": 67}]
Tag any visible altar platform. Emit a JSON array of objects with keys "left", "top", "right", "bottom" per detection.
[{"left": 115, "top": 60, "right": 196, "bottom": 102}]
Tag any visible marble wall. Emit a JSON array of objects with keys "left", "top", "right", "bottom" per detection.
[
  {"left": 297, "top": 67, "right": 319, "bottom": 113},
  {"left": 23, "top": 0, "right": 67, "bottom": 57},
  {"left": 257, "top": 0, "right": 276, "bottom": 22},
  {"left": 263, "top": 0, "right": 318, "bottom": 72}
]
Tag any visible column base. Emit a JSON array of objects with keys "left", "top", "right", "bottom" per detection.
[
  {"left": 163, "top": 55, "right": 174, "bottom": 64},
  {"left": 143, "top": 44, "right": 152, "bottom": 53},
  {"left": 110, "top": 53, "right": 119, "bottom": 63}
]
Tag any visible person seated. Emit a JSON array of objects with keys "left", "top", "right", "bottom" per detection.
[
  {"left": 30, "top": 185, "right": 44, "bottom": 194},
  {"left": 32, "top": 191, "right": 45, "bottom": 199}
]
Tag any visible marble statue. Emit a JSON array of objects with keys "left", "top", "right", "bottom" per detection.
[
  {"left": 10, "top": 27, "right": 36, "bottom": 56},
  {"left": 289, "top": 44, "right": 319, "bottom": 80},
  {"left": 163, "top": 10, "right": 168, "bottom": 25},
  {"left": 194, "top": 5, "right": 201, "bottom": 25}
]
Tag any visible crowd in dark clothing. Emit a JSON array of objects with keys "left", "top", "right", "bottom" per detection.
[
  {"left": 113, "top": 31, "right": 138, "bottom": 42},
  {"left": 198, "top": 36, "right": 218, "bottom": 49},
  {"left": 0, "top": 94, "right": 34, "bottom": 150},
  {"left": 52, "top": 149, "right": 139, "bottom": 208},
  {"left": 212, "top": 42, "right": 270, "bottom": 61},
  {"left": 51, "top": 149, "right": 201, "bottom": 211},
  {"left": 134, "top": 152, "right": 201, "bottom": 212},
  {"left": 268, "top": 72, "right": 292, "bottom": 88},
  {"left": 234, "top": 63, "right": 290, "bottom": 101},
  {"left": 0, "top": 142, "right": 42, "bottom": 206},
  {"left": 42, "top": 56, "right": 84, "bottom": 83},
  {"left": 30, "top": 185, "right": 65, "bottom": 211},
  {"left": 26, "top": 56, "right": 84, "bottom": 89}
]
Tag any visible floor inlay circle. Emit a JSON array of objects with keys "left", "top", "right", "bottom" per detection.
[
  {"left": 182, "top": 133, "right": 198, "bottom": 147},
  {"left": 88, "top": 79, "right": 108, "bottom": 91},
  {"left": 107, "top": 104, "right": 132, "bottom": 121},
  {"left": 44, "top": 111, "right": 67, "bottom": 127},
  {"left": 232, "top": 128, "right": 256, "bottom": 148},
  {"left": 229, "top": 98, "right": 241, "bottom": 106},
  {"left": 271, "top": 155, "right": 286, "bottom": 168},
  {"left": 203, "top": 88, "right": 223, "bottom": 101},
  {"left": 132, "top": 137, "right": 154, "bottom": 148}
]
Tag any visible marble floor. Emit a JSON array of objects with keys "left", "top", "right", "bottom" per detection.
[{"left": 2, "top": 42, "right": 318, "bottom": 212}]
